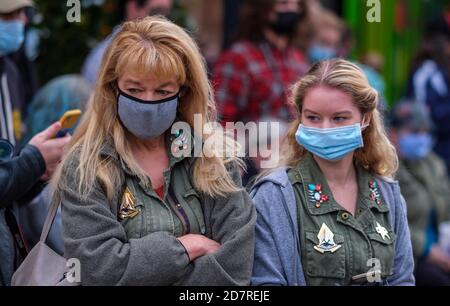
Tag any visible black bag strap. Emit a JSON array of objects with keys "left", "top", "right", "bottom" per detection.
[{"left": 5, "top": 208, "right": 29, "bottom": 260}]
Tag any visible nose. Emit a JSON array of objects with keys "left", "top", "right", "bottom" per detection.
[
  {"left": 318, "top": 119, "right": 336, "bottom": 130},
  {"left": 140, "top": 91, "right": 159, "bottom": 101}
]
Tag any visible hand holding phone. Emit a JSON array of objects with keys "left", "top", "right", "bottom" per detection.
[{"left": 56, "top": 109, "right": 82, "bottom": 138}]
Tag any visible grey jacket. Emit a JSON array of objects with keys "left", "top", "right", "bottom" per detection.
[
  {"left": 250, "top": 168, "right": 415, "bottom": 286},
  {"left": 57, "top": 152, "right": 256, "bottom": 286}
]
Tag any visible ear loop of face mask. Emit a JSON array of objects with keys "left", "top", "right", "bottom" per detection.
[{"left": 361, "top": 115, "right": 370, "bottom": 131}]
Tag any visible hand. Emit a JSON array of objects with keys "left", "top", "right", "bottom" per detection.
[
  {"left": 177, "top": 234, "right": 221, "bottom": 262},
  {"left": 427, "top": 244, "right": 450, "bottom": 272},
  {"left": 29, "top": 122, "right": 71, "bottom": 181}
]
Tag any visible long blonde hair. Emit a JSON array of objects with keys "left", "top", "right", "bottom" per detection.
[
  {"left": 53, "top": 16, "right": 243, "bottom": 200},
  {"left": 280, "top": 59, "right": 398, "bottom": 177}
]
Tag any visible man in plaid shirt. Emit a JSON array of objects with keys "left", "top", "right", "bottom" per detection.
[{"left": 213, "top": 0, "right": 309, "bottom": 124}]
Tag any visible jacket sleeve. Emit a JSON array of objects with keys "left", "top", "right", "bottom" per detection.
[
  {"left": 173, "top": 163, "right": 256, "bottom": 286},
  {"left": 59, "top": 158, "right": 191, "bottom": 286},
  {"left": 250, "top": 182, "right": 289, "bottom": 286},
  {"left": 0, "top": 145, "right": 46, "bottom": 208},
  {"left": 387, "top": 188, "right": 416, "bottom": 286}
]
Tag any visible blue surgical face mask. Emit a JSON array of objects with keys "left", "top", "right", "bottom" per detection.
[
  {"left": 307, "top": 44, "right": 337, "bottom": 63},
  {"left": 399, "top": 132, "right": 433, "bottom": 161},
  {"left": 0, "top": 20, "right": 25, "bottom": 56},
  {"left": 295, "top": 123, "right": 367, "bottom": 161}
]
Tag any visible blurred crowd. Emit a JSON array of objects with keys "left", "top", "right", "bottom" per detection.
[{"left": 1, "top": 0, "right": 450, "bottom": 286}]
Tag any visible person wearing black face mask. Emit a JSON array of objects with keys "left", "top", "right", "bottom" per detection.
[
  {"left": 270, "top": 10, "right": 302, "bottom": 37},
  {"left": 214, "top": 0, "right": 308, "bottom": 125},
  {"left": 214, "top": 0, "right": 309, "bottom": 185}
]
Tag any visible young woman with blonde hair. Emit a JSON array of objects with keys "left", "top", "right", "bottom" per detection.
[
  {"left": 52, "top": 16, "right": 255, "bottom": 286},
  {"left": 251, "top": 59, "right": 414, "bottom": 286}
]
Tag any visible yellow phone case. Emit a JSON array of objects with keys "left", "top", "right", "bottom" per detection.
[{"left": 59, "top": 109, "right": 82, "bottom": 129}]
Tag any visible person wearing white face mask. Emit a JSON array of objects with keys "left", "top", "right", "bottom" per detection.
[
  {"left": 251, "top": 59, "right": 414, "bottom": 286},
  {"left": 389, "top": 100, "right": 450, "bottom": 286}
]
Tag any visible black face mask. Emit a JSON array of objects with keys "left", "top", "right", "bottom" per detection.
[{"left": 270, "top": 11, "right": 301, "bottom": 36}]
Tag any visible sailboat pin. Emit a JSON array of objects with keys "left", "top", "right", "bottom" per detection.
[{"left": 314, "top": 223, "right": 342, "bottom": 253}]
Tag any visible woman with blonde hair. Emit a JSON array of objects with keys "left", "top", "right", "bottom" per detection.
[
  {"left": 251, "top": 59, "right": 414, "bottom": 286},
  {"left": 52, "top": 16, "right": 256, "bottom": 286}
]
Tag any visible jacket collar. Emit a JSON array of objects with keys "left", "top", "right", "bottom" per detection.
[
  {"left": 289, "top": 153, "right": 390, "bottom": 215},
  {"left": 99, "top": 120, "right": 196, "bottom": 176}
]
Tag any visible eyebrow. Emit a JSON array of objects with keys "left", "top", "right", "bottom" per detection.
[
  {"left": 158, "top": 81, "right": 178, "bottom": 88},
  {"left": 303, "top": 109, "right": 353, "bottom": 116},
  {"left": 122, "top": 79, "right": 177, "bottom": 88},
  {"left": 333, "top": 111, "right": 352, "bottom": 116},
  {"left": 123, "top": 79, "right": 142, "bottom": 86}
]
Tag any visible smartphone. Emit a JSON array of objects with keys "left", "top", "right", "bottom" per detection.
[{"left": 56, "top": 109, "right": 82, "bottom": 138}]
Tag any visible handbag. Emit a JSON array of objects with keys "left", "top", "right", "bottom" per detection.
[{"left": 11, "top": 196, "right": 79, "bottom": 286}]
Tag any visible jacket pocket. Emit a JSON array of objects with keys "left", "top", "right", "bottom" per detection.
[
  {"left": 367, "top": 231, "right": 396, "bottom": 277},
  {"left": 304, "top": 230, "right": 346, "bottom": 279}
]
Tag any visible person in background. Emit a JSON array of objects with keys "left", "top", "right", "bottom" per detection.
[
  {"left": 243, "top": 117, "right": 288, "bottom": 188},
  {"left": 17, "top": 74, "right": 92, "bottom": 255},
  {"left": 306, "top": 8, "right": 342, "bottom": 64},
  {"left": 389, "top": 100, "right": 450, "bottom": 286},
  {"left": 306, "top": 6, "right": 386, "bottom": 108},
  {"left": 214, "top": 0, "right": 308, "bottom": 185},
  {"left": 9, "top": 5, "right": 40, "bottom": 120},
  {"left": 213, "top": 0, "right": 309, "bottom": 125},
  {"left": 81, "top": 0, "right": 173, "bottom": 85},
  {"left": 21, "top": 75, "right": 92, "bottom": 145},
  {"left": 0, "top": 0, "right": 71, "bottom": 287},
  {"left": 0, "top": 0, "right": 33, "bottom": 145},
  {"left": 0, "top": 120, "right": 71, "bottom": 286},
  {"left": 407, "top": 18, "right": 450, "bottom": 173}
]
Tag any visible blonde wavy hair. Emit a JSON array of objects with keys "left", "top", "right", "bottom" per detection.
[
  {"left": 280, "top": 59, "right": 398, "bottom": 177},
  {"left": 53, "top": 16, "right": 243, "bottom": 200}
]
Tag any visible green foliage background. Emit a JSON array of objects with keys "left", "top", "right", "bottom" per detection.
[
  {"left": 33, "top": 0, "right": 189, "bottom": 84},
  {"left": 343, "top": 0, "right": 449, "bottom": 106}
]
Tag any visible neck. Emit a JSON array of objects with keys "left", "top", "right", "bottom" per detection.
[
  {"left": 264, "top": 28, "right": 289, "bottom": 51},
  {"left": 130, "top": 134, "right": 165, "bottom": 153},
  {"left": 313, "top": 153, "right": 356, "bottom": 187}
]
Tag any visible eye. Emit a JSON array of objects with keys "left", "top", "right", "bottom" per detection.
[
  {"left": 306, "top": 115, "right": 320, "bottom": 121},
  {"left": 156, "top": 89, "right": 172, "bottom": 96},
  {"left": 127, "top": 88, "right": 142, "bottom": 95},
  {"left": 333, "top": 116, "right": 347, "bottom": 122}
]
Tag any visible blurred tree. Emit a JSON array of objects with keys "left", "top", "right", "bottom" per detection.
[
  {"left": 343, "top": 0, "right": 448, "bottom": 106},
  {"left": 33, "top": 0, "right": 189, "bottom": 84}
]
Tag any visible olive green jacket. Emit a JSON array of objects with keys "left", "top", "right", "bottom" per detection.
[
  {"left": 396, "top": 153, "right": 450, "bottom": 261},
  {"left": 251, "top": 154, "right": 415, "bottom": 286},
  {"left": 55, "top": 141, "right": 256, "bottom": 286},
  {"left": 287, "top": 154, "right": 397, "bottom": 285}
]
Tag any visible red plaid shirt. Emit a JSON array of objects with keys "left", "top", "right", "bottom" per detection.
[{"left": 213, "top": 41, "right": 308, "bottom": 124}]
